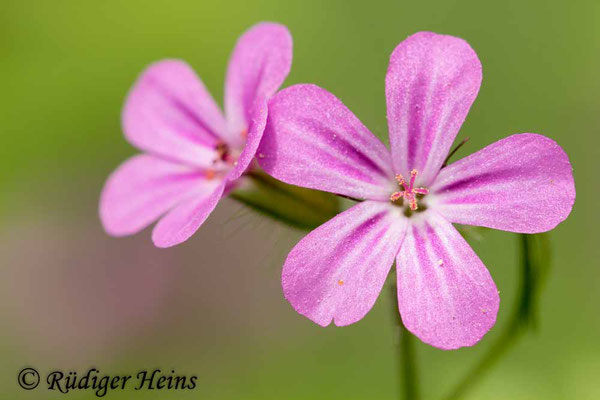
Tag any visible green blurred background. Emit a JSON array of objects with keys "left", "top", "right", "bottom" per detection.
[{"left": 1, "top": 0, "right": 598, "bottom": 399}]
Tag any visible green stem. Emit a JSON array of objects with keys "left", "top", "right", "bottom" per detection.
[
  {"left": 442, "top": 233, "right": 550, "bottom": 400},
  {"left": 391, "top": 283, "right": 420, "bottom": 400}
]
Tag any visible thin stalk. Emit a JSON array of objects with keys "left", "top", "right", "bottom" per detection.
[
  {"left": 442, "top": 234, "right": 549, "bottom": 400},
  {"left": 390, "top": 283, "right": 420, "bottom": 400}
]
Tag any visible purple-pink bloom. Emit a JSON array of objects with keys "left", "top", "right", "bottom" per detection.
[
  {"left": 99, "top": 23, "right": 292, "bottom": 248},
  {"left": 257, "top": 32, "right": 575, "bottom": 349}
]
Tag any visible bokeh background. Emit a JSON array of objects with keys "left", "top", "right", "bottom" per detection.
[{"left": 1, "top": 1, "right": 598, "bottom": 399}]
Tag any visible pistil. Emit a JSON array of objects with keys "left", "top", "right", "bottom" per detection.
[{"left": 390, "top": 169, "right": 429, "bottom": 211}]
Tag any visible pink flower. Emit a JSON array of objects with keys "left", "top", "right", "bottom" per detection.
[
  {"left": 257, "top": 32, "right": 575, "bottom": 349},
  {"left": 100, "top": 23, "right": 292, "bottom": 248}
]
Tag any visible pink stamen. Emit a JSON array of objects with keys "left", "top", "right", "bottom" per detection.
[{"left": 390, "top": 169, "right": 429, "bottom": 210}]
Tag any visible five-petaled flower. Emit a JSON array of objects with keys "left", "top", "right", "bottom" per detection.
[
  {"left": 99, "top": 23, "right": 292, "bottom": 248},
  {"left": 257, "top": 32, "right": 575, "bottom": 349}
]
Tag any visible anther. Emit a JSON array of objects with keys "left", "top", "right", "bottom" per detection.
[
  {"left": 390, "top": 191, "right": 404, "bottom": 202},
  {"left": 395, "top": 174, "right": 408, "bottom": 191},
  {"left": 409, "top": 169, "right": 417, "bottom": 189},
  {"left": 409, "top": 196, "right": 418, "bottom": 211},
  {"left": 205, "top": 169, "right": 216, "bottom": 180}
]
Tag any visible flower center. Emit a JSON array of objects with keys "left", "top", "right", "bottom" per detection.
[
  {"left": 390, "top": 169, "right": 429, "bottom": 211},
  {"left": 208, "top": 129, "right": 249, "bottom": 178},
  {"left": 213, "top": 141, "right": 243, "bottom": 165},
  {"left": 215, "top": 142, "right": 231, "bottom": 163}
]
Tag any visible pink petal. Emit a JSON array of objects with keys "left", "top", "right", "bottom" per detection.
[
  {"left": 123, "top": 60, "right": 226, "bottom": 168},
  {"left": 224, "top": 22, "right": 292, "bottom": 148},
  {"left": 227, "top": 97, "right": 268, "bottom": 181},
  {"left": 396, "top": 212, "right": 499, "bottom": 350},
  {"left": 386, "top": 32, "right": 482, "bottom": 185},
  {"left": 258, "top": 84, "right": 396, "bottom": 201},
  {"left": 430, "top": 134, "right": 575, "bottom": 233},
  {"left": 99, "top": 154, "right": 208, "bottom": 236},
  {"left": 151, "top": 180, "right": 225, "bottom": 248},
  {"left": 283, "top": 201, "right": 407, "bottom": 327}
]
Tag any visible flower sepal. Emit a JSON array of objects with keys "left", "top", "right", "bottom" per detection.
[{"left": 230, "top": 170, "right": 341, "bottom": 231}]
